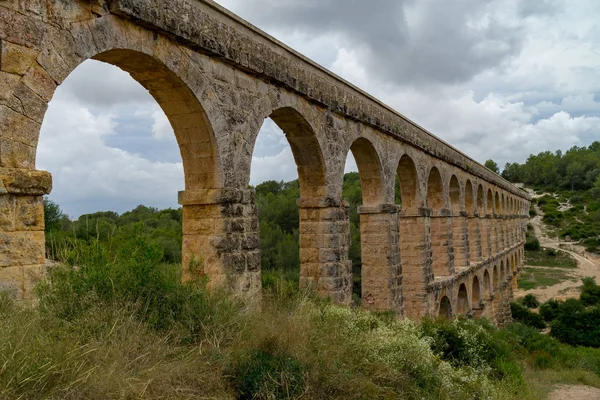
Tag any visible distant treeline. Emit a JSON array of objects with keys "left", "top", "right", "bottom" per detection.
[
  {"left": 501, "top": 141, "right": 600, "bottom": 194},
  {"left": 44, "top": 172, "right": 367, "bottom": 295}
]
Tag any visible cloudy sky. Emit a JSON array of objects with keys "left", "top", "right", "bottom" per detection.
[{"left": 38, "top": 0, "right": 600, "bottom": 217}]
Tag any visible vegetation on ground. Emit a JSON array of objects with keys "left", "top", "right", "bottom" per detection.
[
  {"left": 514, "top": 278, "right": 600, "bottom": 349},
  {"left": 44, "top": 172, "right": 369, "bottom": 300},
  {"left": 3, "top": 233, "right": 600, "bottom": 398}
]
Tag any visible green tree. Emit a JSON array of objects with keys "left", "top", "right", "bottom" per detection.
[
  {"left": 43, "top": 197, "right": 64, "bottom": 233},
  {"left": 484, "top": 159, "right": 499, "bottom": 174}
]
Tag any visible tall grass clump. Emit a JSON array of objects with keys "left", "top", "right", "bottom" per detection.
[{"left": 2, "top": 229, "right": 600, "bottom": 398}]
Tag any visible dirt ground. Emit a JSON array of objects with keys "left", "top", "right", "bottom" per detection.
[
  {"left": 547, "top": 385, "right": 600, "bottom": 400},
  {"left": 514, "top": 189, "right": 600, "bottom": 303},
  {"left": 515, "top": 188, "right": 600, "bottom": 399}
]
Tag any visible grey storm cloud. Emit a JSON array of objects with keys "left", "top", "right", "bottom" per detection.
[{"left": 225, "top": 0, "right": 525, "bottom": 86}]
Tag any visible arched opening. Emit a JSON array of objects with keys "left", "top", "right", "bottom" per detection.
[
  {"left": 472, "top": 276, "right": 481, "bottom": 305},
  {"left": 343, "top": 137, "right": 386, "bottom": 305},
  {"left": 427, "top": 167, "right": 445, "bottom": 211},
  {"left": 495, "top": 192, "right": 501, "bottom": 214},
  {"left": 457, "top": 284, "right": 469, "bottom": 314},
  {"left": 477, "top": 184, "right": 485, "bottom": 215},
  {"left": 250, "top": 107, "right": 328, "bottom": 290},
  {"left": 397, "top": 154, "right": 419, "bottom": 211},
  {"left": 483, "top": 270, "right": 491, "bottom": 298},
  {"left": 465, "top": 180, "right": 474, "bottom": 214},
  {"left": 449, "top": 175, "right": 461, "bottom": 214},
  {"left": 487, "top": 189, "right": 494, "bottom": 215},
  {"left": 439, "top": 296, "right": 452, "bottom": 319},
  {"left": 39, "top": 50, "right": 222, "bottom": 290},
  {"left": 428, "top": 167, "right": 450, "bottom": 276}
]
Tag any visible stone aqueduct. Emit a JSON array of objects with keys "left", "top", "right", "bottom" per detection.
[{"left": 0, "top": 0, "right": 530, "bottom": 324}]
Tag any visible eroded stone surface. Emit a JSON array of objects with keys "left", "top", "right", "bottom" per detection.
[{"left": 0, "top": 0, "right": 531, "bottom": 323}]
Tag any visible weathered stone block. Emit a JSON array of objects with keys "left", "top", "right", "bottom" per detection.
[
  {"left": 0, "top": 230, "right": 44, "bottom": 267},
  {"left": 14, "top": 195, "right": 43, "bottom": 231},
  {"left": 0, "top": 40, "right": 39, "bottom": 75}
]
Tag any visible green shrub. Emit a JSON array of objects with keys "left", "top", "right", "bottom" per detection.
[
  {"left": 581, "top": 277, "right": 600, "bottom": 306},
  {"left": 227, "top": 342, "right": 306, "bottom": 399},
  {"left": 539, "top": 299, "right": 561, "bottom": 322},
  {"left": 510, "top": 303, "right": 546, "bottom": 329},
  {"left": 521, "top": 294, "right": 540, "bottom": 309},
  {"left": 524, "top": 236, "right": 540, "bottom": 251},
  {"left": 550, "top": 299, "right": 600, "bottom": 348}
]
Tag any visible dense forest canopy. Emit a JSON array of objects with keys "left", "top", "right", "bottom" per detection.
[{"left": 501, "top": 141, "right": 600, "bottom": 194}]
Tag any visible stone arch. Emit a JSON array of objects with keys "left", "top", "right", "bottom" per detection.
[
  {"left": 457, "top": 283, "right": 469, "bottom": 314},
  {"left": 449, "top": 175, "right": 461, "bottom": 213},
  {"left": 397, "top": 154, "right": 420, "bottom": 211},
  {"left": 267, "top": 107, "right": 328, "bottom": 198},
  {"left": 465, "top": 179, "right": 475, "bottom": 214},
  {"left": 29, "top": 46, "right": 234, "bottom": 286},
  {"left": 487, "top": 189, "right": 494, "bottom": 214},
  {"left": 500, "top": 260, "right": 505, "bottom": 281},
  {"left": 483, "top": 269, "right": 492, "bottom": 298},
  {"left": 439, "top": 296, "right": 452, "bottom": 319},
  {"left": 477, "top": 184, "right": 485, "bottom": 214},
  {"left": 348, "top": 137, "right": 385, "bottom": 206},
  {"left": 427, "top": 167, "right": 445, "bottom": 211},
  {"left": 37, "top": 48, "right": 222, "bottom": 191},
  {"left": 472, "top": 275, "right": 481, "bottom": 305},
  {"left": 494, "top": 191, "right": 501, "bottom": 214}
]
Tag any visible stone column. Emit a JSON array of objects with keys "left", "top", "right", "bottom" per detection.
[
  {"left": 430, "top": 209, "right": 453, "bottom": 276},
  {"left": 358, "top": 203, "right": 402, "bottom": 314},
  {"left": 483, "top": 294, "right": 495, "bottom": 321},
  {"left": 400, "top": 207, "right": 433, "bottom": 318},
  {"left": 452, "top": 211, "right": 469, "bottom": 268},
  {"left": 490, "top": 214, "right": 498, "bottom": 255},
  {"left": 298, "top": 197, "right": 352, "bottom": 305},
  {"left": 494, "top": 282, "right": 505, "bottom": 326},
  {"left": 179, "top": 189, "right": 261, "bottom": 301},
  {"left": 0, "top": 168, "right": 51, "bottom": 301}
]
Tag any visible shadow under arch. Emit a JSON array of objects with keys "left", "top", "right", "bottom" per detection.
[
  {"left": 457, "top": 283, "right": 469, "bottom": 314},
  {"left": 449, "top": 175, "right": 461, "bottom": 214},
  {"left": 439, "top": 296, "right": 452, "bottom": 319},
  {"left": 472, "top": 275, "right": 481, "bottom": 306},
  {"left": 427, "top": 167, "right": 445, "bottom": 212},
  {"left": 396, "top": 154, "right": 420, "bottom": 212},
  {"left": 348, "top": 137, "right": 385, "bottom": 206},
  {"left": 268, "top": 107, "right": 327, "bottom": 198}
]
